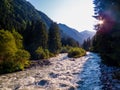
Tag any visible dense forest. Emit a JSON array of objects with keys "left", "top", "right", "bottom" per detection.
[
  {"left": 0, "top": 0, "right": 84, "bottom": 74},
  {"left": 93, "top": 0, "right": 120, "bottom": 66}
]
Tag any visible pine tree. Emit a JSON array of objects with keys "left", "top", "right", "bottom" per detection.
[
  {"left": 34, "top": 20, "right": 48, "bottom": 49},
  {"left": 82, "top": 37, "right": 92, "bottom": 51},
  {"left": 48, "top": 22, "right": 61, "bottom": 54},
  {"left": 24, "top": 20, "right": 48, "bottom": 56}
]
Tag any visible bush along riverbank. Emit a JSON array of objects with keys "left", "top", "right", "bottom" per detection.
[{"left": 68, "top": 47, "right": 86, "bottom": 58}]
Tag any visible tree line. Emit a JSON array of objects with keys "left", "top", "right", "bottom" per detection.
[{"left": 92, "top": 0, "right": 120, "bottom": 66}]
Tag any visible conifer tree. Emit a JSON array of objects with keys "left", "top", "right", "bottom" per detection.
[
  {"left": 48, "top": 22, "right": 61, "bottom": 54},
  {"left": 24, "top": 20, "right": 48, "bottom": 55},
  {"left": 34, "top": 20, "right": 48, "bottom": 49}
]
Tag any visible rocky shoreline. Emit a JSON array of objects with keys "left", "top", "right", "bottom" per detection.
[
  {"left": 100, "top": 64, "right": 120, "bottom": 90},
  {"left": 29, "top": 59, "right": 52, "bottom": 68}
]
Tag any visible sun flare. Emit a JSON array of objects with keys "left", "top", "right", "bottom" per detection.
[{"left": 98, "top": 20, "right": 104, "bottom": 25}]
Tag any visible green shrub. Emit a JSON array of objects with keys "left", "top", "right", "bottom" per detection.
[
  {"left": 0, "top": 55, "right": 15, "bottom": 73},
  {"left": 49, "top": 52, "right": 55, "bottom": 57},
  {"left": 60, "top": 46, "right": 72, "bottom": 53},
  {"left": 0, "top": 49, "right": 30, "bottom": 74},
  {"left": 0, "top": 30, "right": 17, "bottom": 59},
  {"left": 68, "top": 47, "right": 86, "bottom": 58},
  {"left": 12, "top": 29, "right": 23, "bottom": 49},
  {"left": 35, "top": 47, "right": 50, "bottom": 59},
  {"left": 0, "top": 30, "right": 31, "bottom": 74},
  {"left": 14, "top": 49, "right": 30, "bottom": 70},
  {"left": 44, "top": 49, "right": 50, "bottom": 59}
]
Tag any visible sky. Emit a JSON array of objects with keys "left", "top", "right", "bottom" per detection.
[{"left": 27, "top": 0, "right": 95, "bottom": 32}]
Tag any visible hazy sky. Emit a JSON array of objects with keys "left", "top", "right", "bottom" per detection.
[{"left": 27, "top": 0, "right": 95, "bottom": 32}]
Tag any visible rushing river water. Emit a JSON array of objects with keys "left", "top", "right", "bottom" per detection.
[
  {"left": 77, "top": 52, "right": 102, "bottom": 90},
  {"left": 0, "top": 52, "right": 103, "bottom": 90}
]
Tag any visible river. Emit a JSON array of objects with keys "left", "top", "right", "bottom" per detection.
[{"left": 0, "top": 52, "right": 106, "bottom": 90}]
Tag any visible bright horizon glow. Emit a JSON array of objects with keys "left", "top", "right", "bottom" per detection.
[{"left": 27, "top": 0, "right": 95, "bottom": 32}]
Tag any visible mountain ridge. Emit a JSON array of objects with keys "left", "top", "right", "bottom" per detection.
[{"left": 58, "top": 23, "right": 95, "bottom": 44}]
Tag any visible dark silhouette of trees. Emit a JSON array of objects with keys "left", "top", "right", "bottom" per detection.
[
  {"left": 82, "top": 37, "right": 91, "bottom": 51},
  {"left": 93, "top": 0, "right": 120, "bottom": 66},
  {"left": 48, "top": 22, "right": 61, "bottom": 54},
  {"left": 24, "top": 20, "right": 48, "bottom": 58},
  {"left": 61, "top": 37, "right": 79, "bottom": 47}
]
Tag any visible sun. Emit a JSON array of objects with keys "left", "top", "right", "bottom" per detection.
[{"left": 98, "top": 20, "right": 104, "bottom": 25}]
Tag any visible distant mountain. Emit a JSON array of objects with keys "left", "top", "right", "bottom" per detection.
[
  {"left": 38, "top": 11, "right": 96, "bottom": 44},
  {"left": 59, "top": 24, "right": 96, "bottom": 44},
  {"left": 58, "top": 24, "right": 83, "bottom": 44},
  {"left": 80, "top": 30, "right": 96, "bottom": 41},
  {"left": 37, "top": 11, "right": 84, "bottom": 45}
]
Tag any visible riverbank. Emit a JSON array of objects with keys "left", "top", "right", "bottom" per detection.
[{"left": 100, "top": 64, "right": 120, "bottom": 90}]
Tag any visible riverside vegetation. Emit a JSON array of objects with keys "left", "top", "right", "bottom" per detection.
[
  {"left": 0, "top": 28, "right": 86, "bottom": 74},
  {"left": 0, "top": 0, "right": 86, "bottom": 74}
]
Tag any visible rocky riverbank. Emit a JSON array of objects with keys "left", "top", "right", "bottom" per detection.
[{"left": 100, "top": 64, "right": 120, "bottom": 90}]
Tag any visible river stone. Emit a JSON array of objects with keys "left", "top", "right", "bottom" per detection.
[
  {"left": 38, "top": 80, "right": 49, "bottom": 86},
  {"left": 59, "top": 83, "right": 68, "bottom": 87},
  {"left": 68, "top": 86, "right": 75, "bottom": 90},
  {"left": 49, "top": 72, "right": 58, "bottom": 78}
]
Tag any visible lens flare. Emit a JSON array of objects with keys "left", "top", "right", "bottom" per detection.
[{"left": 98, "top": 20, "right": 104, "bottom": 25}]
